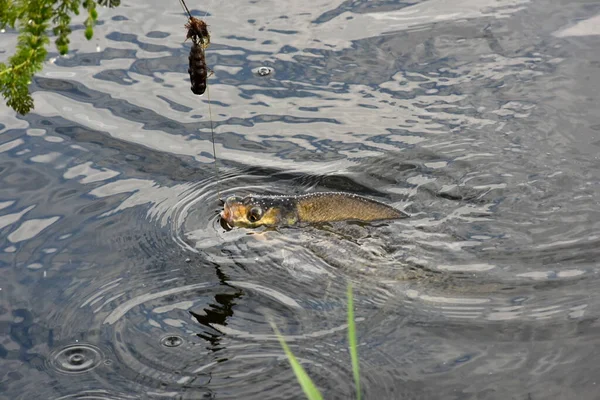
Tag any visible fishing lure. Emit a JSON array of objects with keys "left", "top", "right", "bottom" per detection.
[
  {"left": 185, "top": 15, "right": 210, "bottom": 48},
  {"left": 179, "top": 0, "right": 211, "bottom": 95},
  {"left": 188, "top": 39, "right": 208, "bottom": 95}
]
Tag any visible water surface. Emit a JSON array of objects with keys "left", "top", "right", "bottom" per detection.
[{"left": 1, "top": 0, "right": 600, "bottom": 398}]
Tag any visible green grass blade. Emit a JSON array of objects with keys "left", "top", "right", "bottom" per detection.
[
  {"left": 271, "top": 323, "right": 324, "bottom": 400},
  {"left": 347, "top": 282, "right": 361, "bottom": 400}
]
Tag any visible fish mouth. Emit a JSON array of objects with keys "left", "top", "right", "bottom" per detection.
[
  {"left": 219, "top": 196, "right": 243, "bottom": 230},
  {"left": 219, "top": 214, "right": 233, "bottom": 231},
  {"left": 219, "top": 206, "right": 233, "bottom": 231}
]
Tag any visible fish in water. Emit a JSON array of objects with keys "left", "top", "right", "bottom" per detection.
[{"left": 220, "top": 192, "right": 408, "bottom": 229}]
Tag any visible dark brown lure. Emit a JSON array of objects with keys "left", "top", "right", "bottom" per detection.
[
  {"left": 179, "top": 0, "right": 211, "bottom": 95},
  {"left": 188, "top": 38, "right": 208, "bottom": 95},
  {"left": 185, "top": 17, "right": 210, "bottom": 48}
]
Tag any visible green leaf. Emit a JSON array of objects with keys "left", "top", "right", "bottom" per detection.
[
  {"left": 97, "top": 0, "right": 120, "bottom": 8},
  {"left": 84, "top": 0, "right": 96, "bottom": 40},
  {"left": 347, "top": 282, "right": 361, "bottom": 400},
  {"left": 0, "top": 0, "right": 18, "bottom": 29},
  {"left": 0, "top": 0, "right": 119, "bottom": 114},
  {"left": 271, "top": 323, "right": 324, "bottom": 400}
]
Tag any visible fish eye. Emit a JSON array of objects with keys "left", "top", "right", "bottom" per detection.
[{"left": 247, "top": 207, "right": 263, "bottom": 222}]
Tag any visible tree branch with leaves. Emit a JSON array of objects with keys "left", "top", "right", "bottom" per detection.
[{"left": 0, "top": 0, "right": 120, "bottom": 115}]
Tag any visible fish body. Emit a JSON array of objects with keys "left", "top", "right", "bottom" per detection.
[{"left": 220, "top": 192, "right": 408, "bottom": 228}]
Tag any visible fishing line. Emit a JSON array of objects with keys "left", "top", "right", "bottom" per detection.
[
  {"left": 206, "top": 82, "right": 221, "bottom": 200},
  {"left": 177, "top": 0, "right": 222, "bottom": 200},
  {"left": 177, "top": 0, "right": 191, "bottom": 17}
]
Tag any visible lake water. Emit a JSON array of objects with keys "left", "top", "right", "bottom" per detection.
[{"left": 1, "top": 0, "right": 600, "bottom": 399}]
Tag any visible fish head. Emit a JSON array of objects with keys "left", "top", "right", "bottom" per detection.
[{"left": 220, "top": 195, "right": 283, "bottom": 228}]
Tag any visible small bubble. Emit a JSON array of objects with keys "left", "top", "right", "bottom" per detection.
[
  {"left": 161, "top": 335, "right": 183, "bottom": 348},
  {"left": 69, "top": 353, "right": 85, "bottom": 365},
  {"left": 256, "top": 66, "right": 273, "bottom": 77}
]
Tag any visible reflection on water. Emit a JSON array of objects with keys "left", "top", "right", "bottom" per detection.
[{"left": 1, "top": 0, "right": 600, "bottom": 398}]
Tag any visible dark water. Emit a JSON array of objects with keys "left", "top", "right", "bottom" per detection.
[{"left": 1, "top": 0, "right": 600, "bottom": 398}]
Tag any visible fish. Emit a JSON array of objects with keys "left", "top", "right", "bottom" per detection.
[{"left": 219, "top": 192, "right": 408, "bottom": 229}]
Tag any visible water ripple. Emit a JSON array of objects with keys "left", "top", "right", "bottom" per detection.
[{"left": 2, "top": 0, "right": 600, "bottom": 398}]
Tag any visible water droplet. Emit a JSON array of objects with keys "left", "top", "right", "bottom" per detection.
[
  {"left": 69, "top": 353, "right": 85, "bottom": 365},
  {"left": 161, "top": 335, "right": 183, "bottom": 348},
  {"left": 50, "top": 344, "right": 103, "bottom": 374},
  {"left": 256, "top": 66, "right": 273, "bottom": 77}
]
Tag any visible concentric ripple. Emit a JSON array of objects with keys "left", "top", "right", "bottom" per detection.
[
  {"left": 49, "top": 344, "right": 104, "bottom": 375},
  {"left": 55, "top": 391, "right": 138, "bottom": 400},
  {"left": 99, "top": 277, "right": 354, "bottom": 397}
]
